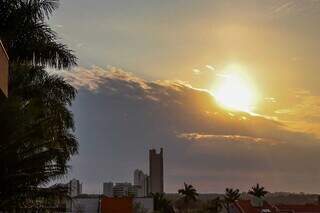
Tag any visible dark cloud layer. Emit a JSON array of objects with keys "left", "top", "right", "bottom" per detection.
[{"left": 64, "top": 67, "right": 320, "bottom": 193}]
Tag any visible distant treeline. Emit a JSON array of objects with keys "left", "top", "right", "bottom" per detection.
[{"left": 165, "top": 192, "right": 320, "bottom": 205}]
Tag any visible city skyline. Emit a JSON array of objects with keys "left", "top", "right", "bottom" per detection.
[
  {"left": 4, "top": 0, "right": 320, "bottom": 211},
  {"left": 48, "top": 0, "right": 320, "bottom": 193}
]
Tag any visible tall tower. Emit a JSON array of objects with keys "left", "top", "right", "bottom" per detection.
[{"left": 149, "top": 148, "right": 164, "bottom": 194}]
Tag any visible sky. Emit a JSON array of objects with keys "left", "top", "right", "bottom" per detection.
[{"left": 49, "top": 0, "right": 320, "bottom": 193}]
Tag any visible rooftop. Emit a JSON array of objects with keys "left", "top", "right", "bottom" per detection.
[
  {"left": 276, "top": 204, "right": 320, "bottom": 213},
  {"left": 234, "top": 200, "right": 278, "bottom": 213}
]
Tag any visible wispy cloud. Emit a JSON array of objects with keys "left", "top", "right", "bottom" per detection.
[
  {"left": 273, "top": 89, "right": 320, "bottom": 136},
  {"left": 206, "top": 65, "right": 215, "bottom": 71},
  {"left": 192, "top": 69, "right": 201, "bottom": 75},
  {"left": 273, "top": 1, "right": 296, "bottom": 14},
  {"left": 178, "top": 133, "right": 283, "bottom": 145},
  {"left": 192, "top": 64, "right": 216, "bottom": 75},
  {"left": 272, "top": 0, "right": 320, "bottom": 15},
  {"left": 61, "top": 66, "right": 150, "bottom": 91}
]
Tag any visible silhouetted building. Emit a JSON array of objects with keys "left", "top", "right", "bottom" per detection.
[
  {"left": 231, "top": 199, "right": 278, "bottom": 213},
  {"left": 134, "top": 169, "right": 149, "bottom": 197},
  {"left": 69, "top": 178, "right": 82, "bottom": 197},
  {"left": 0, "top": 40, "right": 8, "bottom": 98},
  {"left": 112, "top": 182, "right": 137, "bottom": 197},
  {"left": 103, "top": 182, "right": 114, "bottom": 197},
  {"left": 276, "top": 204, "right": 320, "bottom": 213},
  {"left": 149, "top": 148, "right": 164, "bottom": 194}
]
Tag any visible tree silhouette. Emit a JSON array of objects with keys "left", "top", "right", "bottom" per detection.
[
  {"left": 151, "top": 193, "right": 175, "bottom": 213},
  {"left": 0, "top": 0, "right": 78, "bottom": 210},
  {"left": 178, "top": 183, "right": 199, "bottom": 212},
  {"left": 248, "top": 184, "right": 268, "bottom": 198},
  {"left": 0, "top": 0, "right": 76, "bottom": 68},
  {"left": 0, "top": 64, "right": 77, "bottom": 209},
  {"left": 223, "top": 188, "right": 240, "bottom": 213}
]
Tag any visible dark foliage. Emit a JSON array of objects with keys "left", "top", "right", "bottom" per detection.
[
  {"left": 0, "top": 64, "right": 77, "bottom": 209},
  {"left": 0, "top": 0, "right": 78, "bottom": 209},
  {"left": 0, "top": 0, "right": 77, "bottom": 69},
  {"left": 248, "top": 184, "right": 268, "bottom": 198},
  {"left": 223, "top": 188, "right": 240, "bottom": 213},
  {"left": 177, "top": 183, "right": 199, "bottom": 212},
  {"left": 152, "top": 192, "right": 175, "bottom": 213},
  {"left": 202, "top": 197, "right": 223, "bottom": 213}
]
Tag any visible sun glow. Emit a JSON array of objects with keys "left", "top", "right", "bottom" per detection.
[{"left": 213, "top": 65, "right": 257, "bottom": 112}]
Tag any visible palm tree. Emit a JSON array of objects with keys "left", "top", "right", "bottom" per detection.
[
  {"left": 248, "top": 184, "right": 268, "bottom": 198},
  {"left": 151, "top": 193, "right": 175, "bottom": 213},
  {"left": 0, "top": 0, "right": 78, "bottom": 209},
  {"left": 178, "top": 183, "right": 199, "bottom": 212},
  {"left": 0, "top": 0, "right": 76, "bottom": 68},
  {"left": 223, "top": 188, "right": 240, "bottom": 213},
  {"left": 203, "top": 197, "right": 223, "bottom": 213},
  {"left": 0, "top": 64, "right": 77, "bottom": 209}
]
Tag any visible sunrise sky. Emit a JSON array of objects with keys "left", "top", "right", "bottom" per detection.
[{"left": 49, "top": 0, "right": 320, "bottom": 193}]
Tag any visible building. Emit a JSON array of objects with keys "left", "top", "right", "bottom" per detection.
[
  {"left": 0, "top": 40, "right": 8, "bottom": 98},
  {"left": 71, "top": 194, "right": 101, "bottom": 213},
  {"left": 103, "top": 182, "right": 114, "bottom": 197},
  {"left": 101, "top": 197, "right": 132, "bottom": 213},
  {"left": 276, "top": 204, "right": 320, "bottom": 213},
  {"left": 134, "top": 169, "right": 149, "bottom": 197},
  {"left": 149, "top": 148, "right": 164, "bottom": 194},
  {"left": 112, "top": 182, "right": 134, "bottom": 197},
  {"left": 134, "top": 169, "right": 144, "bottom": 187},
  {"left": 102, "top": 181, "right": 143, "bottom": 198},
  {"left": 230, "top": 199, "right": 320, "bottom": 213},
  {"left": 230, "top": 199, "right": 278, "bottom": 213},
  {"left": 69, "top": 179, "right": 82, "bottom": 197},
  {"left": 100, "top": 197, "right": 154, "bottom": 213}
]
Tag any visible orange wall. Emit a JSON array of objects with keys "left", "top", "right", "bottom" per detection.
[
  {"left": 0, "top": 41, "right": 8, "bottom": 97},
  {"left": 101, "top": 197, "right": 133, "bottom": 213}
]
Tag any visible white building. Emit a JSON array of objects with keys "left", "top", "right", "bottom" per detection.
[
  {"left": 71, "top": 194, "right": 100, "bottom": 213},
  {"left": 134, "top": 169, "right": 149, "bottom": 197},
  {"left": 103, "top": 182, "right": 113, "bottom": 197}
]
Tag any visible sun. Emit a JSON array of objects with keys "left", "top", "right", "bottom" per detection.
[{"left": 213, "top": 64, "right": 257, "bottom": 112}]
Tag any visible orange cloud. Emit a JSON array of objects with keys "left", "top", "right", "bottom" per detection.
[{"left": 178, "top": 133, "right": 283, "bottom": 145}]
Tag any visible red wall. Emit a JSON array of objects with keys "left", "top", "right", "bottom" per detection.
[{"left": 101, "top": 197, "right": 133, "bottom": 213}]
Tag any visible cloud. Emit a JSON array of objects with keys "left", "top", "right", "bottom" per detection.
[
  {"left": 177, "top": 133, "right": 283, "bottom": 145},
  {"left": 206, "top": 65, "right": 215, "bottom": 71},
  {"left": 272, "top": 0, "right": 320, "bottom": 15},
  {"left": 273, "top": 1, "right": 296, "bottom": 14},
  {"left": 272, "top": 89, "right": 320, "bottom": 137},
  {"left": 62, "top": 66, "right": 150, "bottom": 91},
  {"left": 192, "top": 69, "right": 201, "bottom": 75},
  {"left": 65, "top": 67, "right": 320, "bottom": 193},
  {"left": 192, "top": 65, "right": 216, "bottom": 75}
]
